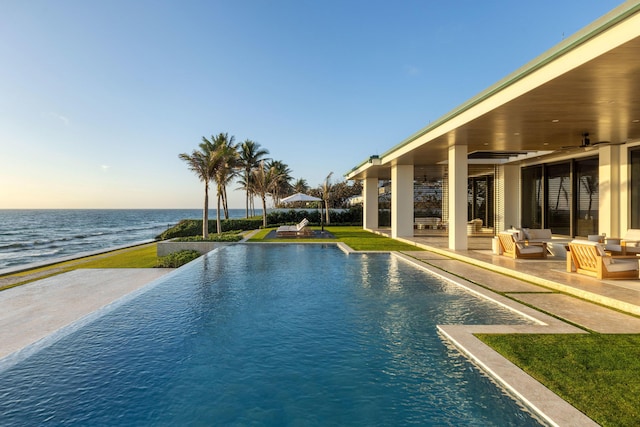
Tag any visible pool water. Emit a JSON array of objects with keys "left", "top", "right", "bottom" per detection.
[{"left": 0, "top": 244, "right": 543, "bottom": 426}]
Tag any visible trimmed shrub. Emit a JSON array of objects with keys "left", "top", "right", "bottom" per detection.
[
  {"left": 174, "top": 232, "right": 243, "bottom": 242},
  {"left": 155, "top": 250, "right": 201, "bottom": 268}
]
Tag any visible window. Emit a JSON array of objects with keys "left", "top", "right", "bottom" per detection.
[
  {"left": 521, "top": 166, "right": 543, "bottom": 229},
  {"left": 546, "top": 162, "right": 571, "bottom": 235},
  {"left": 575, "top": 158, "right": 599, "bottom": 236}
]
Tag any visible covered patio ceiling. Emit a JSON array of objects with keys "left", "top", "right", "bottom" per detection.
[{"left": 347, "top": 2, "right": 640, "bottom": 181}]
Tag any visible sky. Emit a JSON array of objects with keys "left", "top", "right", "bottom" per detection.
[{"left": 0, "top": 0, "right": 626, "bottom": 209}]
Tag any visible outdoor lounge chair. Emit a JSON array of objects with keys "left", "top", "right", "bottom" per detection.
[
  {"left": 567, "top": 240, "right": 639, "bottom": 280},
  {"left": 276, "top": 218, "right": 313, "bottom": 237},
  {"left": 497, "top": 232, "right": 547, "bottom": 259}
]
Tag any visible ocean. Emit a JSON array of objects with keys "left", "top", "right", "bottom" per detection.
[{"left": 0, "top": 209, "right": 255, "bottom": 270}]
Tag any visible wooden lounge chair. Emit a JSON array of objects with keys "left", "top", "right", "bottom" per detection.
[
  {"left": 497, "top": 232, "right": 547, "bottom": 259},
  {"left": 276, "top": 218, "right": 312, "bottom": 237},
  {"left": 567, "top": 240, "right": 639, "bottom": 280}
]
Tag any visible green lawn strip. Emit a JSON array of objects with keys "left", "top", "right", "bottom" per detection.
[
  {"left": 326, "top": 226, "right": 424, "bottom": 251},
  {"left": 74, "top": 244, "right": 158, "bottom": 268},
  {"left": 247, "top": 226, "right": 424, "bottom": 252},
  {"left": 0, "top": 243, "right": 159, "bottom": 290},
  {"left": 476, "top": 333, "right": 640, "bottom": 427}
]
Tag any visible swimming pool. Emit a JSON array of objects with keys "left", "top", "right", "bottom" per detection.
[{"left": 0, "top": 244, "right": 543, "bottom": 426}]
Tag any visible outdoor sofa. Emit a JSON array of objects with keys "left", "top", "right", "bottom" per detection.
[
  {"left": 504, "top": 227, "right": 572, "bottom": 258},
  {"left": 414, "top": 217, "right": 442, "bottom": 229},
  {"left": 604, "top": 229, "right": 640, "bottom": 255}
]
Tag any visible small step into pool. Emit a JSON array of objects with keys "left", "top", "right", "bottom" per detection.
[{"left": 0, "top": 244, "right": 544, "bottom": 426}]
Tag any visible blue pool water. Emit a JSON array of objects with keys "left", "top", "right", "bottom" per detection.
[{"left": 0, "top": 245, "right": 542, "bottom": 426}]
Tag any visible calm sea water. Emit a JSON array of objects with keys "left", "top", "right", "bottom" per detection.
[
  {"left": 0, "top": 209, "right": 255, "bottom": 270},
  {"left": 0, "top": 245, "right": 542, "bottom": 426}
]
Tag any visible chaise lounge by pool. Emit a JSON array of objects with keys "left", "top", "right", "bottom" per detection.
[{"left": 0, "top": 244, "right": 545, "bottom": 426}]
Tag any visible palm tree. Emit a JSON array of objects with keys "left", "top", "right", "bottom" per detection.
[
  {"left": 238, "top": 140, "right": 269, "bottom": 218},
  {"left": 292, "top": 178, "right": 309, "bottom": 194},
  {"left": 252, "top": 160, "right": 282, "bottom": 228},
  {"left": 322, "top": 172, "right": 333, "bottom": 224},
  {"left": 178, "top": 149, "right": 214, "bottom": 238},
  {"left": 200, "top": 133, "right": 239, "bottom": 234},
  {"left": 267, "top": 160, "right": 292, "bottom": 206}
]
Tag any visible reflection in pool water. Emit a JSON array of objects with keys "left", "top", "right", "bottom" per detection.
[{"left": 0, "top": 244, "right": 542, "bottom": 426}]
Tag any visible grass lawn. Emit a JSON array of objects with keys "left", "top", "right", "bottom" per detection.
[
  {"left": 248, "top": 226, "right": 425, "bottom": 252},
  {"left": 477, "top": 333, "right": 640, "bottom": 427},
  {"left": 0, "top": 243, "right": 158, "bottom": 290}
]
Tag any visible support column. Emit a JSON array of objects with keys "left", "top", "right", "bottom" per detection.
[
  {"left": 500, "top": 164, "right": 520, "bottom": 230},
  {"left": 363, "top": 177, "right": 379, "bottom": 230},
  {"left": 599, "top": 145, "right": 621, "bottom": 237},
  {"left": 391, "top": 164, "right": 414, "bottom": 238},
  {"left": 448, "top": 144, "right": 468, "bottom": 250}
]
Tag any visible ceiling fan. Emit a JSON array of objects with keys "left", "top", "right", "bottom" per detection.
[{"left": 561, "top": 132, "right": 611, "bottom": 150}]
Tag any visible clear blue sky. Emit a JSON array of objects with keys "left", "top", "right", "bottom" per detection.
[{"left": 0, "top": 0, "right": 624, "bottom": 209}]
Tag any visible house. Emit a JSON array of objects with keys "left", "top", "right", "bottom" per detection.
[{"left": 346, "top": 2, "right": 640, "bottom": 251}]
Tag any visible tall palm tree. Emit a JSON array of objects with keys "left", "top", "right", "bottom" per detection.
[
  {"left": 252, "top": 160, "right": 282, "bottom": 228},
  {"left": 178, "top": 149, "right": 213, "bottom": 238},
  {"left": 322, "top": 172, "right": 334, "bottom": 224},
  {"left": 267, "top": 160, "right": 292, "bottom": 206},
  {"left": 200, "top": 133, "right": 239, "bottom": 233},
  {"left": 238, "top": 140, "right": 269, "bottom": 218}
]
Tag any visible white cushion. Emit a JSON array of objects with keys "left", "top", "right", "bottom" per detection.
[
  {"left": 515, "top": 243, "right": 544, "bottom": 254},
  {"left": 624, "top": 229, "right": 640, "bottom": 241},
  {"left": 507, "top": 228, "right": 524, "bottom": 241},
  {"left": 529, "top": 229, "right": 552, "bottom": 240},
  {"left": 603, "top": 259, "right": 639, "bottom": 273},
  {"left": 605, "top": 243, "right": 623, "bottom": 253}
]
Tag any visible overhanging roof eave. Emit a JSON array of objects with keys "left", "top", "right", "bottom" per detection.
[{"left": 371, "top": 1, "right": 640, "bottom": 162}]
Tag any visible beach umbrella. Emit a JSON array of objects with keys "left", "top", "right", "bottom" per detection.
[{"left": 281, "top": 192, "right": 322, "bottom": 203}]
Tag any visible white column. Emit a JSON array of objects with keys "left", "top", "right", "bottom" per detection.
[
  {"left": 501, "top": 164, "right": 520, "bottom": 230},
  {"left": 599, "top": 145, "right": 621, "bottom": 236},
  {"left": 391, "top": 164, "right": 414, "bottom": 238},
  {"left": 363, "top": 177, "right": 379, "bottom": 230},
  {"left": 448, "top": 144, "right": 468, "bottom": 250}
]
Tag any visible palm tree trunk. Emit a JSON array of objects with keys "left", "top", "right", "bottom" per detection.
[
  {"left": 222, "top": 186, "right": 230, "bottom": 219},
  {"left": 261, "top": 196, "right": 268, "bottom": 228},
  {"left": 216, "top": 190, "right": 222, "bottom": 235},
  {"left": 324, "top": 199, "right": 330, "bottom": 224},
  {"left": 203, "top": 182, "right": 209, "bottom": 239}
]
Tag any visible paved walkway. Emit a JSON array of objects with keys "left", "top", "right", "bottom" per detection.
[{"left": 0, "top": 268, "right": 172, "bottom": 364}]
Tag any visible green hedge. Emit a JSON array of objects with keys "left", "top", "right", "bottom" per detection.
[
  {"left": 157, "top": 218, "right": 262, "bottom": 240},
  {"left": 267, "top": 207, "right": 362, "bottom": 226},
  {"left": 173, "top": 232, "right": 243, "bottom": 242},
  {"left": 155, "top": 250, "right": 201, "bottom": 268}
]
